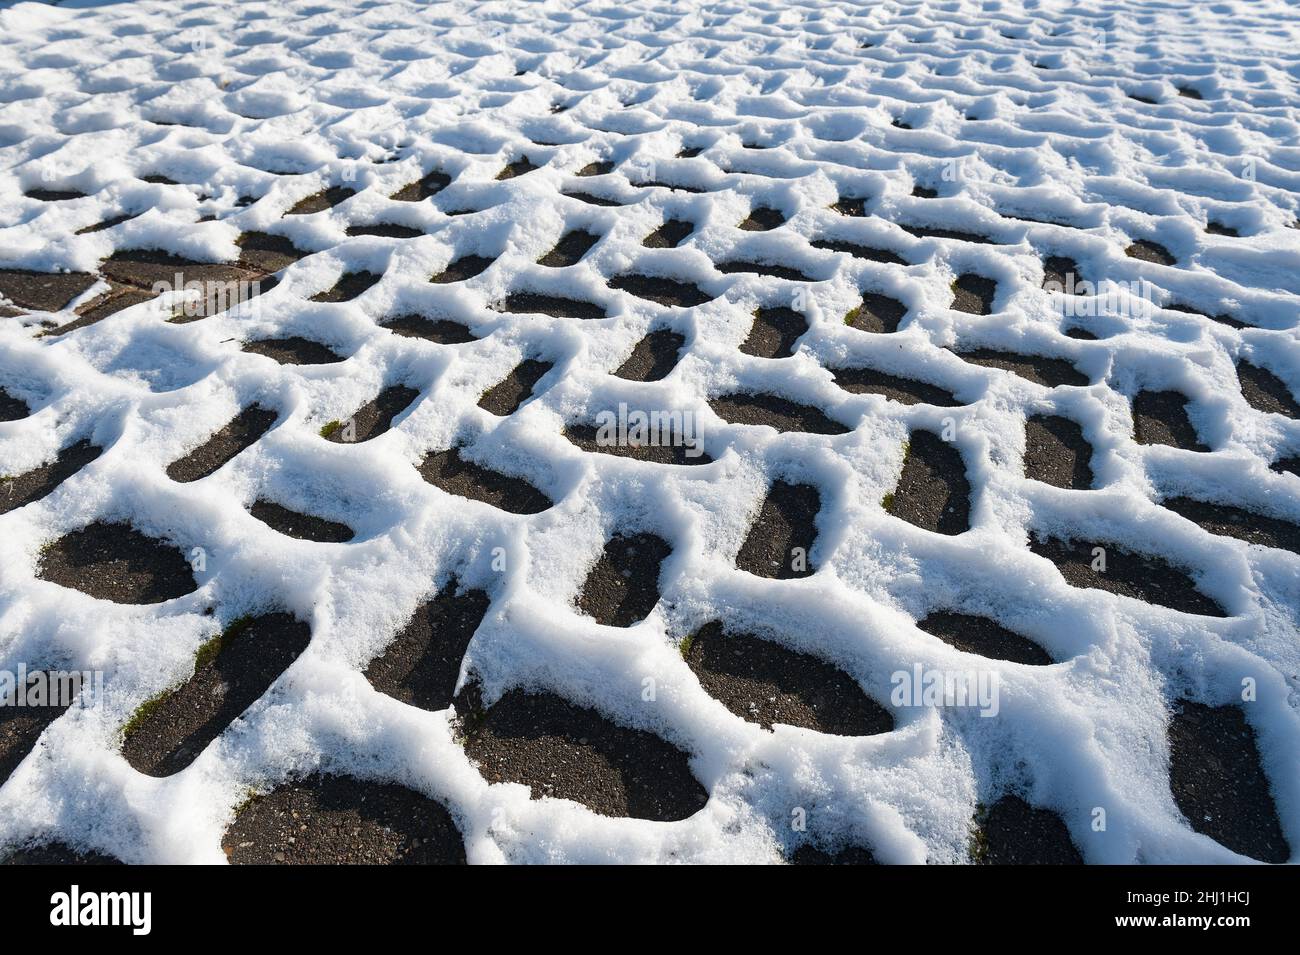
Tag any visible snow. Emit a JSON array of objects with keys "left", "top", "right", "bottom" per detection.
[{"left": 0, "top": 0, "right": 1298, "bottom": 864}]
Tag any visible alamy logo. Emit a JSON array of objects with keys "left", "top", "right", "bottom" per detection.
[
  {"left": 1044, "top": 272, "right": 1156, "bottom": 320},
  {"left": 890, "top": 664, "right": 1000, "bottom": 717},
  {"left": 0, "top": 665, "right": 101, "bottom": 708},
  {"left": 50, "top": 885, "right": 151, "bottom": 935},
  {"left": 151, "top": 273, "right": 265, "bottom": 319},
  {"left": 593, "top": 402, "right": 703, "bottom": 458}
]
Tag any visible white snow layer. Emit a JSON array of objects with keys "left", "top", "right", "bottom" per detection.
[{"left": 0, "top": 0, "right": 1297, "bottom": 864}]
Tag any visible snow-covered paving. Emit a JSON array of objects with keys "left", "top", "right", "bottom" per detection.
[{"left": 0, "top": 0, "right": 1298, "bottom": 863}]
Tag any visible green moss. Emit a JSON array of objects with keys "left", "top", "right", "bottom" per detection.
[
  {"left": 881, "top": 440, "right": 910, "bottom": 513},
  {"left": 120, "top": 616, "right": 250, "bottom": 745},
  {"left": 119, "top": 687, "right": 173, "bottom": 744},
  {"left": 679, "top": 633, "right": 696, "bottom": 658},
  {"left": 231, "top": 786, "right": 261, "bottom": 816},
  {"left": 843, "top": 306, "right": 860, "bottom": 325},
  {"left": 196, "top": 615, "right": 253, "bottom": 670},
  {"left": 225, "top": 615, "right": 255, "bottom": 639},
  {"left": 193, "top": 633, "right": 223, "bottom": 672},
  {"left": 319, "top": 420, "right": 343, "bottom": 439}
]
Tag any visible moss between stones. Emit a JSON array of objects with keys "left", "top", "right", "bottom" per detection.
[
  {"left": 881, "top": 439, "right": 911, "bottom": 514},
  {"left": 118, "top": 687, "right": 172, "bottom": 745},
  {"left": 120, "top": 615, "right": 253, "bottom": 744}
]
